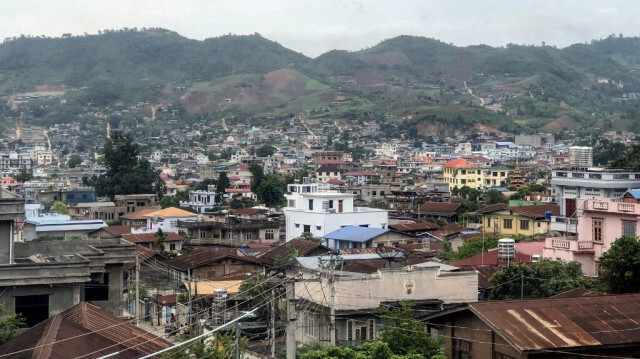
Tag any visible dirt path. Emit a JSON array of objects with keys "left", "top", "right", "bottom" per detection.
[
  {"left": 464, "top": 81, "right": 485, "bottom": 106},
  {"left": 221, "top": 117, "right": 229, "bottom": 131}
]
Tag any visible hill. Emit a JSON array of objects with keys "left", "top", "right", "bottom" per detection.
[{"left": 2, "top": 30, "right": 640, "bottom": 134}]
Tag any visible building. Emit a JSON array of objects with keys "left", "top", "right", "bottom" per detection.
[
  {"left": 322, "top": 226, "right": 418, "bottom": 250},
  {"left": 294, "top": 259, "right": 478, "bottom": 347},
  {"left": 568, "top": 146, "right": 593, "bottom": 168},
  {"left": 0, "top": 152, "right": 32, "bottom": 177},
  {"left": 22, "top": 213, "right": 108, "bottom": 241},
  {"left": 514, "top": 133, "right": 555, "bottom": 147},
  {"left": 549, "top": 168, "right": 640, "bottom": 235},
  {"left": 284, "top": 180, "right": 388, "bottom": 241},
  {"left": 164, "top": 247, "right": 266, "bottom": 283},
  {"left": 131, "top": 207, "right": 198, "bottom": 234},
  {"left": 179, "top": 189, "right": 217, "bottom": 214},
  {"left": 424, "top": 294, "right": 640, "bottom": 359},
  {"left": 478, "top": 203, "right": 559, "bottom": 236},
  {"left": 442, "top": 157, "right": 491, "bottom": 190},
  {"left": 0, "top": 302, "right": 170, "bottom": 358},
  {"left": 178, "top": 212, "right": 282, "bottom": 245},
  {"left": 544, "top": 191, "right": 640, "bottom": 276}
]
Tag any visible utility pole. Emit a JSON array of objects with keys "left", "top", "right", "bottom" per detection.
[
  {"left": 235, "top": 303, "right": 241, "bottom": 359},
  {"left": 187, "top": 269, "right": 192, "bottom": 328},
  {"left": 329, "top": 255, "right": 336, "bottom": 346},
  {"left": 286, "top": 279, "right": 296, "bottom": 359},
  {"left": 520, "top": 275, "right": 524, "bottom": 299},
  {"left": 135, "top": 252, "right": 139, "bottom": 327},
  {"left": 270, "top": 289, "right": 276, "bottom": 359}
]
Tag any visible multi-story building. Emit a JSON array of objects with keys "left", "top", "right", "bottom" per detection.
[
  {"left": 482, "top": 165, "right": 512, "bottom": 188},
  {"left": 0, "top": 152, "right": 32, "bottom": 177},
  {"left": 442, "top": 157, "right": 492, "bottom": 190},
  {"left": 284, "top": 179, "right": 388, "bottom": 241},
  {"left": 544, "top": 193, "right": 640, "bottom": 276},
  {"left": 568, "top": 146, "right": 593, "bottom": 168},
  {"left": 179, "top": 189, "right": 217, "bottom": 214},
  {"left": 549, "top": 169, "right": 640, "bottom": 235}
]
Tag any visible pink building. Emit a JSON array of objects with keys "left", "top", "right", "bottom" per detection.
[{"left": 543, "top": 190, "right": 640, "bottom": 276}]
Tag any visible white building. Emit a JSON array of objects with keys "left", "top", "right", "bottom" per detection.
[
  {"left": 284, "top": 180, "right": 388, "bottom": 241},
  {"left": 179, "top": 190, "right": 217, "bottom": 214},
  {"left": 130, "top": 207, "right": 198, "bottom": 234}
]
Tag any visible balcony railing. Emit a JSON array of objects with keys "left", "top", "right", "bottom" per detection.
[
  {"left": 592, "top": 201, "right": 608, "bottom": 210},
  {"left": 552, "top": 239, "right": 570, "bottom": 249},
  {"left": 619, "top": 203, "right": 635, "bottom": 212},
  {"left": 578, "top": 241, "right": 594, "bottom": 249}
]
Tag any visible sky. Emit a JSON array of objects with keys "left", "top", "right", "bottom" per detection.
[{"left": 2, "top": 0, "right": 640, "bottom": 57}]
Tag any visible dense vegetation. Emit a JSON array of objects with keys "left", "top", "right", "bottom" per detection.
[{"left": 3, "top": 30, "right": 640, "bottom": 132}]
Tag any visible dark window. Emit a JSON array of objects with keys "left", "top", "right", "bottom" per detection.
[
  {"left": 169, "top": 243, "right": 176, "bottom": 251},
  {"left": 16, "top": 295, "right": 49, "bottom": 327},
  {"left": 85, "top": 273, "right": 109, "bottom": 301},
  {"left": 303, "top": 225, "right": 311, "bottom": 233},
  {"left": 452, "top": 338, "right": 471, "bottom": 359},
  {"left": 308, "top": 199, "right": 314, "bottom": 211}
]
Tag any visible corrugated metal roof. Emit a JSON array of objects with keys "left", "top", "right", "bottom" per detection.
[
  {"left": 323, "top": 226, "right": 390, "bottom": 242},
  {"left": 470, "top": 294, "right": 640, "bottom": 351}
]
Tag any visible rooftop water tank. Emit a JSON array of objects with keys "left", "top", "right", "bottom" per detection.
[{"left": 498, "top": 238, "right": 515, "bottom": 261}]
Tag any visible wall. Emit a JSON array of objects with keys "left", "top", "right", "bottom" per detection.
[
  {"left": 285, "top": 210, "right": 388, "bottom": 241},
  {"left": 0, "top": 285, "right": 80, "bottom": 326},
  {"left": 89, "top": 264, "right": 125, "bottom": 316}
]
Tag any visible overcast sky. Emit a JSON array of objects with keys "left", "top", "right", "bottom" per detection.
[{"left": 2, "top": 0, "right": 639, "bottom": 57}]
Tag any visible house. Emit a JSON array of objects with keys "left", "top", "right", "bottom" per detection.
[
  {"left": 131, "top": 207, "right": 198, "bottom": 234},
  {"left": 180, "top": 189, "right": 217, "bottom": 214},
  {"left": 322, "top": 226, "right": 418, "bottom": 250},
  {"left": 0, "top": 302, "right": 170, "bottom": 358},
  {"left": 284, "top": 179, "right": 388, "bottom": 241},
  {"left": 164, "top": 247, "right": 266, "bottom": 283},
  {"left": 315, "top": 165, "right": 343, "bottom": 184},
  {"left": 418, "top": 202, "right": 463, "bottom": 222},
  {"left": 122, "top": 231, "right": 184, "bottom": 252},
  {"left": 442, "top": 157, "right": 491, "bottom": 190},
  {"left": 294, "top": 259, "right": 478, "bottom": 346},
  {"left": 549, "top": 168, "right": 640, "bottom": 235},
  {"left": 120, "top": 208, "right": 159, "bottom": 226},
  {"left": 478, "top": 203, "right": 559, "bottom": 236},
  {"left": 22, "top": 212, "right": 108, "bottom": 241},
  {"left": 423, "top": 294, "right": 640, "bottom": 359},
  {"left": 257, "top": 239, "right": 333, "bottom": 266},
  {"left": 544, "top": 192, "right": 640, "bottom": 276},
  {"left": 178, "top": 214, "right": 282, "bottom": 245}
]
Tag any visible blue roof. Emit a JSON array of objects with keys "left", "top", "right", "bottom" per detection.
[
  {"left": 322, "top": 226, "right": 390, "bottom": 242},
  {"left": 626, "top": 189, "right": 640, "bottom": 199}
]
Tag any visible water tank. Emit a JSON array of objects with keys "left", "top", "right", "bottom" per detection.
[
  {"left": 544, "top": 211, "right": 552, "bottom": 220},
  {"left": 498, "top": 238, "right": 515, "bottom": 260}
]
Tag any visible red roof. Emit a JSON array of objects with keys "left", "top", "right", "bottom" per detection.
[
  {"left": 450, "top": 249, "right": 533, "bottom": 267},
  {"left": 443, "top": 158, "right": 469, "bottom": 169}
]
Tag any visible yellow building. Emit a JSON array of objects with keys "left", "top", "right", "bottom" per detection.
[
  {"left": 478, "top": 203, "right": 559, "bottom": 236},
  {"left": 442, "top": 157, "right": 491, "bottom": 190},
  {"left": 483, "top": 166, "right": 512, "bottom": 188}
]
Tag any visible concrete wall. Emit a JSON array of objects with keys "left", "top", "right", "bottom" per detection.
[
  {"left": 0, "top": 285, "right": 80, "bottom": 325},
  {"left": 285, "top": 210, "right": 388, "bottom": 241},
  {"left": 89, "top": 264, "right": 125, "bottom": 316},
  {"left": 0, "top": 221, "right": 11, "bottom": 264}
]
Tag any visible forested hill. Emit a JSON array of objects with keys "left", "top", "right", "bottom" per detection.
[{"left": 3, "top": 29, "right": 640, "bottom": 133}]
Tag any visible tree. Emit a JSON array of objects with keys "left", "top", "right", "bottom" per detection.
[
  {"left": 486, "top": 189, "right": 507, "bottom": 204},
  {"left": 256, "top": 174, "right": 284, "bottom": 207},
  {"left": 50, "top": 201, "right": 68, "bottom": 214},
  {"left": 298, "top": 232, "right": 323, "bottom": 244},
  {"left": 14, "top": 166, "right": 32, "bottom": 183},
  {"left": 162, "top": 332, "right": 246, "bottom": 359},
  {"left": 249, "top": 163, "right": 264, "bottom": 193},
  {"left": 255, "top": 144, "right": 276, "bottom": 157},
  {"left": 597, "top": 236, "right": 640, "bottom": 293},
  {"left": 215, "top": 172, "right": 230, "bottom": 202},
  {"left": 68, "top": 154, "right": 83, "bottom": 168},
  {"left": 377, "top": 302, "right": 443, "bottom": 358},
  {"left": 238, "top": 274, "right": 282, "bottom": 320},
  {"left": 611, "top": 144, "right": 640, "bottom": 170},
  {"left": 0, "top": 303, "right": 25, "bottom": 345},
  {"left": 154, "top": 228, "right": 167, "bottom": 254},
  {"left": 229, "top": 194, "right": 255, "bottom": 209},
  {"left": 95, "top": 132, "right": 165, "bottom": 200},
  {"left": 489, "top": 259, "right": 586, "bottom": 300}
]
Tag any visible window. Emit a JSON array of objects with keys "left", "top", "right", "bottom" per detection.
[
  {"left": 265, "top": 229, "right": 274, "bottom": 240},
  {"left": 486, "top": 217, "right": 492, "bottom": 228},
  {"left": 303, "top": 225, "right": 311, "bottom": 233},
  {"left": 338, "top": 200, "right": 344, "bottom": 213},
  {"left": 372, "top": 191, "right": 377, "bottom": 196},
  {"left": 623, "top": 221, "right": 637, "bottom": 237},
  {"left": 316, "top": 226, "right": 322, "bottom": 230},
  {"left": 170, "top": 220, "right": 177, "bottom": 228},
  {"left": 308, "top": 199, "right": 314, "bottom": 211},
  {"left": 244, "top": 231, "right": 253, "bottom": 240},
  {"left": 199, "top": 229, "right": 207, "bottom": 238},
  {"left": 452, "top": 339, "right": 471, "bottom": 359},
  {"left": 347, "top": 320, "right": 353, "bottom": 341},
  {"left": 169, "top": 243, "right": 176, "bottom": 251},
  {"left": 288, "top": 200, "right": 295, "bottom": 207},
  {"left": 85, "top": 273, "right": 109, "bottom": 302},
  {"left": 520, "top": 220, "right": 530, "bottom": 231},
  {"left": 15, "top": 295, "right": 49, "bottom": 327},
  {"left": 593, "top": 219, "right": 603, "bottom": 242},
  {"left": 503, "top": 219, "right": 513, "bottom": 229},
  {"left": 329, "top": 200, "right": 334, "bottom": 208},
  {"left": 368, "top": 320, "right": 375, "bottom": 340}
]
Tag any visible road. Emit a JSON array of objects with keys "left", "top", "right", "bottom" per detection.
[{"left": 464, "top": 81, "right": 485, "bottom": 106}]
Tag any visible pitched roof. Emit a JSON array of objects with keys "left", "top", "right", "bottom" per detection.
[
  {"left": 418, "top": 201, "right": 462, "bottom": 215},
  {"left": 164, "top": 247, "right": 263, "bottom": 271},
  {"left": 258, "top": 239, "right": 331, "bottom": 263},
  {"left": 323, "top": 226, "right": 390, "bottom": 243},
  {"left": 143, "top": 207, "right": 198, "bottom": 218},
  {"left": 469, "top": 294, "right": 640, "bottom": 351},
  {"left": 0, "top": 302, "right": 170, "bottom": 359},
  {"left": 450, "top": 248, "right": 533, "bottom": 267},
  {"left": 389, "top": 222, "right": 439, "bottom": 232},
  {"left": 233, "top": 208, "right": 264, "bottom": 216},
  {"left": 102, "top": 225, "right": 133, "bottom": 236},
  {"left": 442, "top": 158, "right": 469, "bottom": 169},
  {"left": 120, "top": 208, "right": 159, "bottom": 220},
  {"left": 478, "top": 203, "right": 559, "bottom": 218},
  {"left": 122, "top": 232, "right": 183, "bottom": 244}
]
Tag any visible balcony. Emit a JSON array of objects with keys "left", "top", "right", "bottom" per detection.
[
  {"left": 578, "top": 241, "right": 594, "bottom": 249},
  {"left": 592, "top": 201, "right": 608, "bottom": 210},
  {"left": 552, "top": 239, "right": 570, "bottom": 249},
  {"left": 546, "top": 236, "right": 598, "bottom": 253},
  {"left": 619, "top": 203, "right": 635, "bottom": 212},
  {"left": 550, "top": 216, "right": 577, "bottom": 233}
]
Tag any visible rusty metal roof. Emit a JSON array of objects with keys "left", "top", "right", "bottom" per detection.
[
  {"left": 164, "top": 246, "right": 264, "bottom": 271},
  {"left": 0, "top": 302, "right": 170, "bottom": 358},
  {"left": 470, "top": 294, "right": 640, "bottom": 352}
]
